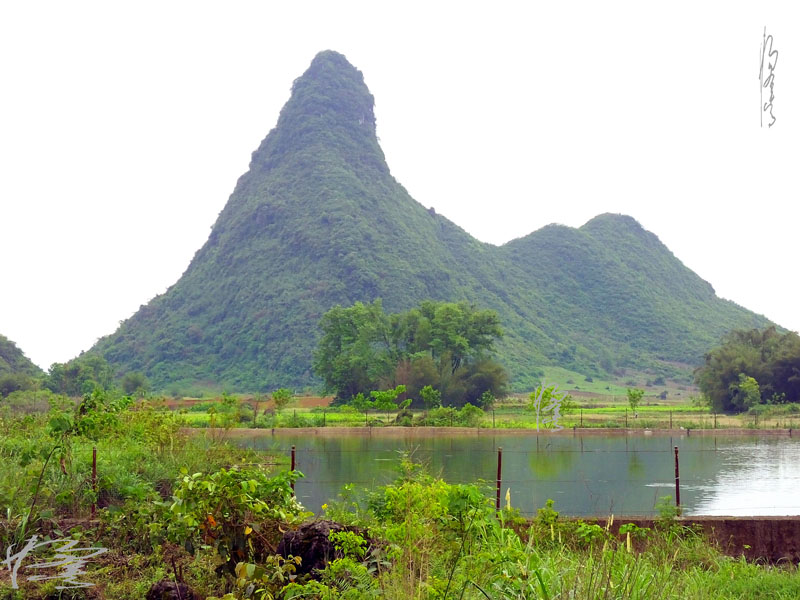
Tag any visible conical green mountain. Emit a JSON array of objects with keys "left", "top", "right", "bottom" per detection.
[
  {"left": 0, "top": 334, "right": 42, "bottom": 377},
  {"left": 91, "top": 51, "right": 770, "bottom": 392}
]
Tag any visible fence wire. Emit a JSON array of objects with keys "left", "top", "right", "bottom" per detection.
[{"left": 228, "top": 440, "right": 800, "bottom": 516}]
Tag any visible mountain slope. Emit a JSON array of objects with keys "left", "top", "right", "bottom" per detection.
[
  {"left": 90, "top": 51, "right": 772, "bottom": 392},
  {"left": 0, "top": 334, "right": 42, "bottom": 377},
  {"left": 500, "top": 214, "right": 767, "bottom": 377}
]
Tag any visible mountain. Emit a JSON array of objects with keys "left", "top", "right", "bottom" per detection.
[
  {"left": 0, "top": 334, "right": 42, "bottom": 377},
  {"left": 89, "top": 50, "right": 771, "bottom": 392}
]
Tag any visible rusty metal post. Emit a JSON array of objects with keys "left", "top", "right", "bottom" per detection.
[
  {"left": 91, "top": 446, "right": 97, "bottom": 518},
  {"left": 673, "top": 446, "right": 681, "bottom": 514},
  {"left": 495, "top": 447, "right": 503, "bottom": 512},
  {"left": 290, "top": 445, "right": 296, "bottom": 493}
]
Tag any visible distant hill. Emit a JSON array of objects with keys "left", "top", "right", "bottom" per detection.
[
  {"left": 90, "top": 50, "right": 771, "bottom": 392},
  {"left": 0, "top": 334, "right": 42, "bottom": 377}
]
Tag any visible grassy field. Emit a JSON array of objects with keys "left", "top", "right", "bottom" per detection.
[{"left": 170, "top": 388, "right": 800, "bottom": 432}]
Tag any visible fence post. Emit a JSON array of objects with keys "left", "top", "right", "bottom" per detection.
[
  {"left": 492, "top": 410, "right": 495, "bottom": 428},
  {"left": 673, "top": 446, "right": 681, "bottom": 514},
  {"left": 495, "top": 447, "right": 503, "bottom": 512},
  {"left": 625, "top": 409, "right": 628, "bottom": 428},
  {"left": 91, "top": 446, "right": 97, "bottom": 518},
  {"left": 670, "top": 411, "right": 672, "bottom": 429},
  {"left": 290, "top": 445, "right": 296, "bottom": 493},
  {"left": 580, "top": 409, "right": 583, "bottom": 427},
  {"left": 323, "top": 409, "right": 326, "bottom": 427},
  {"left": 714, "top": 413, "right": 717, "bottom": 429}
]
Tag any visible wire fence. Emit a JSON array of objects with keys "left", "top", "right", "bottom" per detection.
[
  {"left": 234, "top": 435, "right": 800, "bottom": 518},
  {"left": 214, "top": 405, "right": 800, "bottom": 431}
]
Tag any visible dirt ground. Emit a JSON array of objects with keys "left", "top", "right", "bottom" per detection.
[{"left": 607, "top": 516, "right": 800, "bottom": 563}]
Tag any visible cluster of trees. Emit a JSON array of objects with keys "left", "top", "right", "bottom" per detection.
[
  {"left": 695, "top": 327, "right": 800, "bottom": 412},
  {"left": 313, "top": 300, "right": 508, "bottom": 407},
  {"left": 0, "top": 353, "right": 151, "bottom": 401}
]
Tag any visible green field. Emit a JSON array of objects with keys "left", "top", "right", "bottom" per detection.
[{"left": 172, "top": 391, "right": 799, "bottom": 432}]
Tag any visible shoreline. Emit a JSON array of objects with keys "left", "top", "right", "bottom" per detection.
[{"left": 189, "top": 426, "right": 796, "bottom": 437}]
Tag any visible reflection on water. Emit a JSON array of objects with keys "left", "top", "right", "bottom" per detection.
[
  {"left": 692, "top": 442, "right": 800, "bottom": 516},
  {"left": 235, "top": 432, "right": 800, "bottom": 517}
]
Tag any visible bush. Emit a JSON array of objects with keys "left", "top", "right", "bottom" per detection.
[
  {"left": 166, "top": 467, "right": 309, "bottom": 569},
  {"left": 458, "top": 403, "right": 484, "bottom": 427}
]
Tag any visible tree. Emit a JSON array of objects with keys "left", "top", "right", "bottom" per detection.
[
  {"left": 252, "top": 393, "right": 266, "bottom": 426},
  {"left": 728, "top": 374, "right": 761, "bottom": 411},
  {"left": 478, "top": 390, "right": 495, "bottom": 410},
  {"left": 349, "top": 392, "right": 370, "bottom": 412},
  {"left": 46, "top": 355, "right": 114, "bottom": 396},
  {"left": 627, "top": 388, "right": 644, "bottom": 414},
  {"left": 370, "top": 385, "right": 408, "bottom": 421},
  {"left": 121, "top": 371, "right": 150, "bottom": 396},
  {"left": 695, "top": 327, "right": 800, "bottom": 412},
  {"left": 401, "top": 301, "right": 503, "bottom": 374},
  {"left": 312, "top": 300, "right": 393, "bottom": 401},
  {"left": 272, "top": 388, "right": 293, "bottom": 414},
  {"left": 314, "top": 300, "right": 507, "bottom": 405},
  {"left": 0, "top": 373, "right": 34, "bottom": 397},
  {"left": 419, "top": 385, "right": 441, "bottom": 410},
  {"left": 457, "top": 358, "right": 509, "bottom": 408}
]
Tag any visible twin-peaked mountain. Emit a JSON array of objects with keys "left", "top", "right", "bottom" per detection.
[{"left": 90, "top": 51, "right": 770, "bottom": 392}]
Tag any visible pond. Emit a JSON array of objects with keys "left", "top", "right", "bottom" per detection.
[{"left": 233, "top": 430, "right": 800, "bottom": 518}]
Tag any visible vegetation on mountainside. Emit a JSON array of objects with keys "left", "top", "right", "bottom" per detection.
[
  {"left": 0, "top": 334, "right": 42, "bottom": 398},
  {"left": 695, "top": 327, "right": 800, "bottom": 412},
  {"left": 87, "top": 50, "right": 772, "bottom": 395},
  {"left": 0, "top": 334, "right": 41, "bottom": 377},
  {"left": 313, "top": 300, "right": 507, "bottom": 406}
]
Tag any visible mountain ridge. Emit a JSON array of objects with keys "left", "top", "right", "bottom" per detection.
[
  {"left": 88, "top": 51, "right": 772, "bottom": 392},
  {"left": 0, "top": 334, "right": 43, "bottom": 378}
]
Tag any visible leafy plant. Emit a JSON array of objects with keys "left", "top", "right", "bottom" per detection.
[
  {"left": 271, "top": 388, "right": 293, "bottom": 414},
  {"left": 575, "top": 521, "right": 607, "bottom": 547},
  {"left": 166, "top": 467, "right": 309, "bottom": 570},
  {"left": 627, "top": 387, "right": 644, "bottom": 413},
  {"left": 329, "top": 529, "right": 367, "bottom": 560},
  {"left": 536, "top": 498, "right": 559, "bottom": 527},
  {"left": 231, "top": 555, "right": 302, "bottom": 599}
]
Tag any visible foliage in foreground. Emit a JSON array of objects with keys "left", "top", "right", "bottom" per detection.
[{"left": 2, "top": 400, "right": 800, "bottom": 599}]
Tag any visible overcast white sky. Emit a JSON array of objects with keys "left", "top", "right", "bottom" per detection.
[{"left": 1, "top": 1, "right": 798, "bottom": 370}]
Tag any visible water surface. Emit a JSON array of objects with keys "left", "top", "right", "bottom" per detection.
[{"left": 235, "top": 431, "right": 800, "bottom": 517}]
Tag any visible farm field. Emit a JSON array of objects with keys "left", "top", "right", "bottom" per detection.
[{"left": 170, "top": 391, "right": 800, "bottom": 432}]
